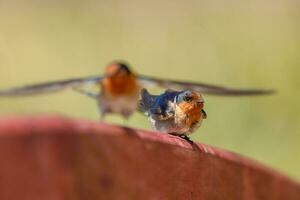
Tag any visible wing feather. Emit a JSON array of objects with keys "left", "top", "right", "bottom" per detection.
[
  {"left": 138, "top": 75, "right": 275, "bottom": 96},
  {"left": 0, "top": 76, "right": 102, "bottom": 97}
]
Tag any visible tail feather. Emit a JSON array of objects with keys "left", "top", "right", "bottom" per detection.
[{"left": 138, "top": 88, "right": 155, "bottom": 114}]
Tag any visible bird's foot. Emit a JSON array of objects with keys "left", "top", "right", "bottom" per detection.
[
  {"left": 179, "top": 135, "right": 194, "bottom": 144},
  {"left": 169, "top": 133, "right": 193, "bottom": 144}
]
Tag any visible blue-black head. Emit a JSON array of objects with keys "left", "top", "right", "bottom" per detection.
[{"left": 175, "top": 90, "right": 204, "bottom": 106}]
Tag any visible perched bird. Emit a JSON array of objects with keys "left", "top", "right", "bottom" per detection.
[
  {"left": 0, "top": 61, "right": 273, "bottom": 118},
  {"left": 139, "top": 88, "right": 207, "bottom": 141}
]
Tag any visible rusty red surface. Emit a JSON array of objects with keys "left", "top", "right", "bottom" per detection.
[{"left": 0, "top": 115, "right": 299, "bottom": 200}]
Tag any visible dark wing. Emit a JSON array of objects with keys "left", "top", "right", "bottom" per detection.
[
  {"left": 142, "top": 89, "right": 177, "bottom": 119},
  {"left": 0, "top": 76, "right": 102, "bottom": 97},
  {"left": 138, "top": 75, "right": 275, "bottom": 96}
]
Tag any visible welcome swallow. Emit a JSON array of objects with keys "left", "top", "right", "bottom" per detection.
[{"left": 139, "top": 88, "right": 207, "bottom": 140}]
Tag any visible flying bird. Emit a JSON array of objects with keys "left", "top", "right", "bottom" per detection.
[
  {"left": 0, "top": 61, "right": 274, "bottom": 118},
  {"left": 139, "top": 88, "right": 207, "bottom": 142}
]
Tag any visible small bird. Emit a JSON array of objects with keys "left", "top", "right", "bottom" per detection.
[
  {"left": 139, "top": 88, "right": 207, "bottom": 141},
  {"left": 0, "top": 61, "right": 274, "bottom": 119}
]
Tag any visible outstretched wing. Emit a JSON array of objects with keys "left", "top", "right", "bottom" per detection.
[
  {"left": 0, "top": 76, "right": 102, "bottom": 97},
  {"left": 138, "top": 75, "right": 275, "bottom": 96}
]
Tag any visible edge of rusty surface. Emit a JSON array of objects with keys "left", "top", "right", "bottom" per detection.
[{"left": 0, "top": 114, "right": 298, "bottom": 187}]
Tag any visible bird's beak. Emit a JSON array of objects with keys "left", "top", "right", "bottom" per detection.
[{"left": 196, "top": 100, "right": 205, "bottom": 107}]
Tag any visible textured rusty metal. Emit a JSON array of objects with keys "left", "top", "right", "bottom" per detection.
[{"left": 0, "top": 115, "right": 299, "bottom": 200}]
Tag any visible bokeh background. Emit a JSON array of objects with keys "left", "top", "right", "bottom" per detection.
[{"left": 0, "top": 0, "right": 299, "bottom": 180}]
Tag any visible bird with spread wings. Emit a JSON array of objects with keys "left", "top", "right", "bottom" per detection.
[{"left": 0, "top": 61, "right": 274, "bottom": 119}]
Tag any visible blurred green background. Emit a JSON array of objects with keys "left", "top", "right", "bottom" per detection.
[{"left": 0, "top": 0, "right": 299, "bottom": 180}]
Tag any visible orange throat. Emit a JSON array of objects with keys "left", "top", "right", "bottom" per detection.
[
  {"left": 102, "top": 74, "right": 140, "bottom": 97},
  {"left": 177, "top": 102, "right": 203, "bottom": 128}
]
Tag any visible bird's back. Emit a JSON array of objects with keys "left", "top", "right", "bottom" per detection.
[{"left": 140, "top": 89, "right": 179, "bottom": 117}]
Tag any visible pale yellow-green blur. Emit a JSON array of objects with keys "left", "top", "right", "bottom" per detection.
[{"left": 0, "top": 0, "right": 299, "bottom": 180}]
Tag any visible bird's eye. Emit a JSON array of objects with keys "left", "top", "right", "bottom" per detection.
[{"left": 183, "top": 96, "right": 193, "bottom": 102}]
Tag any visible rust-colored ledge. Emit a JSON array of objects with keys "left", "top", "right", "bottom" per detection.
[{"left": 0, "top": 115, "right": 299, "bottom": 200}]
